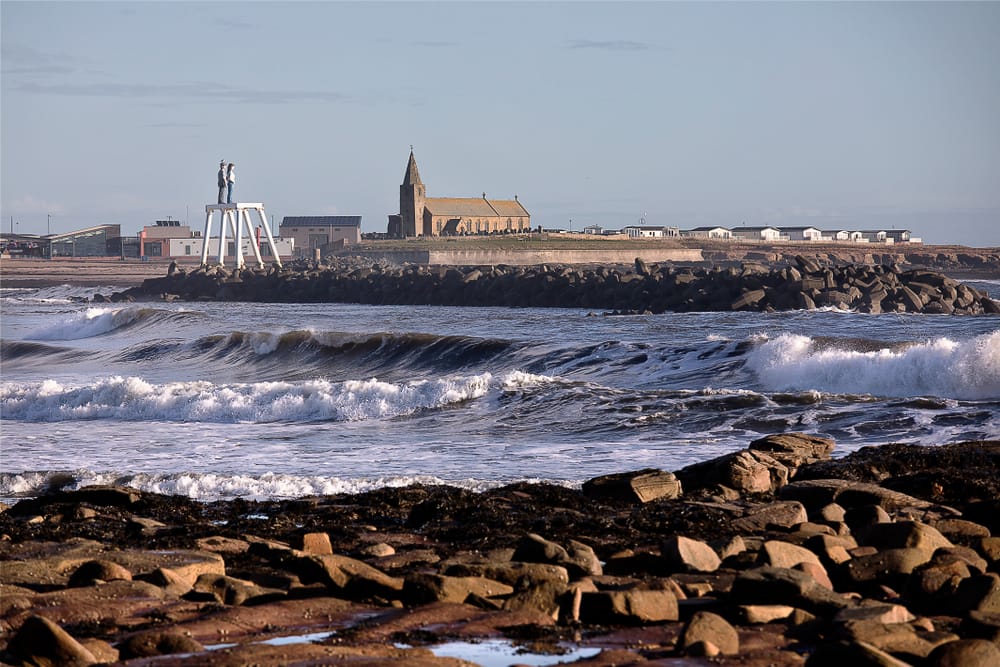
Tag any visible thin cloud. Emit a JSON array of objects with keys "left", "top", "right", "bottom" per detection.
[
  {"left": 0, "top": 42, "right": 79, "bottom": 76},
  {"left": 10, "top": 81, "right": 350, "bottom": 105},
  {"left": 568, "top": 39, "right": 650, "bottom": 52},
  {"left": 412, "top": 40, "right": 460, "bottom": 48}
]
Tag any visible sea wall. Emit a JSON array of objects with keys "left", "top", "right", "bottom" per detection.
[
  {"left": 345, "top": 248, "right": 704, "bottom": 266},
  {"left": 118, "top": 255, "right": 1000, "bottom": 315}
]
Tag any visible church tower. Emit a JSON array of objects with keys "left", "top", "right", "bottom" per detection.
[{"left": 399, "top": 150, "right": 426, "bottom": 237}]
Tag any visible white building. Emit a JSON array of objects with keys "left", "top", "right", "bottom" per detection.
[
  {"left": 166, "top": 236, "right": 294, "bottom": 261},
  {"left": 780, "top": 226, "right": 823, "bottom": 241},
  {"left": 682, "top": 226, "right": 732, "bottom": 239},
  {"left": 730, "top": 226, "right": 782, "bottom": 241},
  {"left": 623, "top": 225, "right": 680, "bottom": 238}
]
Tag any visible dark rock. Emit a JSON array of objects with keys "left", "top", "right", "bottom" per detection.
[
  {"left": 5, "top": 615, "right": 97, "bottom": 666},
  {"left": 117, "top": 629, "right": 204, "bottom": 659}
]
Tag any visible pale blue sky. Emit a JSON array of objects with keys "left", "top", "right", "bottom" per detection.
[{"left": 2, "top": 1, "right": 998, "bottom": 245}]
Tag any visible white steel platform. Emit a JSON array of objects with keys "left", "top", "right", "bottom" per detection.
[{"left": 202, "top": 203, "right": 282, "bottom": 269}]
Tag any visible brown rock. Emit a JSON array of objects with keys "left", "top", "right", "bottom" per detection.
[
  {"left": 839, "top": 619, "right": 956, "bottom": 660},
  {"left": 444, "top": 561, "right": 570, "bottom": 587},
  {"left": 862, "top": 522, "right": 955, "bottom": 557},
  {"left": 5, "top": 615, "right": 97, "bottom": 666},
  {"left": 847, "top": 548, "right": 932, "bottom": 590},
  {"left": 732, "top": 500, "right": 808, "bottom": 532},
  {"left": 67, "top": 559, "right": 132, "bottom": 587},
  {"left": 730, "top": 566, "right": 853, "bottom": 617},
  {"left": 932, "top": 518, "right": 991, "bottom": 541},
  {"left": 403, "top": 573, "right": 513, "bottom": 604},
  {"left": 678, "top": 449, "right": 789, "bottom": 495},
  {"left": 117, "top": 629, "right": 204, "bottom": 659},
  {"left": 189, "top": 573, "right": 286, "bottom": 606},
  {"left": 749, "top": 432, "right": 835, "bottom": 469},
  {"left": 300, "top": 531, "right": 333, "bottom": 555},
  {"left": 195, "top": 535, "right": 250, "bottom": 554},
  {"left": 661, "top": 535, "right": 721, "bottom": 573},
  {"left": 680, "top": 610, "right": 739, "bottom": 655},
  {"left": 295, "top": 553, "right": 404, "bottom": 599},
  {"left": 760, "top": 539, "right": 824, "bottom": 570},
  {"left": 502, "top": 580, "right": 568, "bottom": 620},
  {"left": 579, "top": 588, "right": 679, "bottom": 624},
  {"left": 961, "top": 610, "right": 1000, "bottom": 642},
  {"left": 780, "top": 478, "right": 931, "bottom": 511},
  {"left": 926, "top": 638, "right": 1000, "bottom": 667},
  {"left": 582, "top": 468, "right": 682, "bottom": 503}
]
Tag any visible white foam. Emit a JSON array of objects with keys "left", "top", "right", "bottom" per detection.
[
  {"left": 29, "top": 306, "right": 140, "bottom": 340},
  {"left": 0, "top": 469, "right": 576, "bottom": 501},
  {"left": 748, "top": 331, "right": 1000, "bottom": 399},
  {"left": 0, "top": 372, "right": 510, "bottom": 423}
]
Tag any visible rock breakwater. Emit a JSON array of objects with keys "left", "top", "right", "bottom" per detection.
[
  {"left": 112, "top": 256, "right": 999, "bottom": 314},
  {"left": 3, "top": 435, "right": 1000, "bottom": 666}
]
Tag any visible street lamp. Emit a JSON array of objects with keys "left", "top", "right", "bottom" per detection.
[{"left": 47, "top": 214, "right": 51, "bottom": 235}]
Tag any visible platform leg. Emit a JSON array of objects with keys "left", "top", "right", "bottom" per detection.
[
  {"left": 200, "top": 210, "right": 213, "bottom": 266},
  {"left": 245, "top": 208, "right": 265, "bottom": 268},
  {"left": 234, "top": 209, "right": 246, "bottom": 270},
  {"left": 217, "top": 210, "right": 230, "bottom": 265},
  {"left": 255, "top": 206, "right": 282, "bottom": 268}
]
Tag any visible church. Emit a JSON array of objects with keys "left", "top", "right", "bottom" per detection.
[{"left": 387, "top": 151, "right": 531, "bottom": 238}]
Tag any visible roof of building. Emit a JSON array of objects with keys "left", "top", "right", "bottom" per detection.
[
  {"left": 780, "top": 226, "right": 822, "bottom": 231},
  {"left": 280, "top": 216, "right": 362, "bottom": 228},
  {"left": 687, "top": 226, "right": 730, "bottom": 231},
  {"left": 402, "top": 151, "right": 422, "bottom": 186},
  {"left": 47, "top": 224, "right": 121, "bottom": 241},
  {"left": 623, "top": 225, "right": 674, "bottom": 230},
  {"left": 424, "top": 197, "right": 530, "bottom": 218},
  {"left": 732, "top": 226, "right": 780, "bottom": 232}
]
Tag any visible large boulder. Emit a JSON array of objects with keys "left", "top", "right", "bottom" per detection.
[
  {"left": 677, "top": 449, "right": 789, "bottom": 495},
  {"left": 582, "top": 469, "right": 682, "bottom": 503}
]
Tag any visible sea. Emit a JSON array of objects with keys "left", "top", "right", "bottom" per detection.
[{"left": 2, "top": 281, "right": 999, "bottom": 503}]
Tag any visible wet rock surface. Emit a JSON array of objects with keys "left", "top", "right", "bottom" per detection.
[
  {"left": 2, "top": 435, "right": 1000, "bottom": 665},
  {"left": 101, "top": 256, "right": 1000, "bottom": 315}
]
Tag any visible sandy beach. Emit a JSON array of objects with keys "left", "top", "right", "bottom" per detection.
[{"left": 0, "top": 258, "right": 182, "bottom": 288}]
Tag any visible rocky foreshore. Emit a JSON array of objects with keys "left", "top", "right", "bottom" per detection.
[
  {"left": 106, "top": 256, "right": 999, "bottom": 315},
  {"left": 3, "top": 435, "right": 1000, "bottom": 666}
]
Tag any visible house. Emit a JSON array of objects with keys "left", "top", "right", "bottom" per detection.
[
  {"left": 730, "top": 225, "right": 782, "bottom": 241},
  {"left": 682, "top": 226, "right": 732, "bottom": 239},
  {"left": 780, "top": 226, "right": 823, "bottom": 241},
  {"left": 582, "top": 224, "right": 604, "bottom": 235},
  {"left": 139, "top": 219, "right": 294, "bottom": 260},
  {"left": 279, "top": 216, "right": 362, "bottom": 257},
  {"left": 622, "top": 225, "right": 680, "bottom": 238},
  {"left": 885, "top": 229, "right": 914, "bottom": 243},
  {"left": 388, "top": 151, "right": 530, "bottom": 237},
  {"left": 860, "top": 230, "right": 891, "bottom": 244},
  {"left": 821, "top": 230, "right": 864, "bottom": 242}
]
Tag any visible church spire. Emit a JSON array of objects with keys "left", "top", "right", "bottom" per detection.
[{"left": 402, "top": 149, "right": 422, "bottom": 186}]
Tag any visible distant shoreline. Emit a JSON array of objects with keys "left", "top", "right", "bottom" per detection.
[{"left": 2, "top": 239, "right": 998, "bottom": 288}]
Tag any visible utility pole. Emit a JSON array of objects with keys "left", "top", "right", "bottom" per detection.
[{"left": 47, "top": 214, "right": 51, "bottom": 235}]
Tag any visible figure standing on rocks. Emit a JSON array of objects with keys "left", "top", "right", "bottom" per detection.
[
  {"left": 226, "top": 163, "right": 236, "bottom": 204},
  {"left": 216, "top": 161, "right": 227, "bottom": 204}
]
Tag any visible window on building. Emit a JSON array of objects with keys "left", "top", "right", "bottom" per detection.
[{"left": 185, "top": 245, "right": 192, "bottom": 255}]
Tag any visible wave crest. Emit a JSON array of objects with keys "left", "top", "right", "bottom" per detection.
[
  {"left": 0, "top": 372, "right": 509, "bottom": 423},
  {"left": 748, "top": 330, "right": 1000, "bottom": 399}
]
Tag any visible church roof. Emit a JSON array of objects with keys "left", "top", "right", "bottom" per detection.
[
  {"left": 424, "top": 197, "right": 529, "bottom": 218},
  {"left": 402, "top": 151, "right": 422, "bottom": 186}
]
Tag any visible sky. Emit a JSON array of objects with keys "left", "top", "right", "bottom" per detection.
[{"left": 2, "top": 1, "right": 999, "bottom": 246}]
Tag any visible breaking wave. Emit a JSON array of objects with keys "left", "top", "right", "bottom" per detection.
[
  {"left": 0, "top": 371, "right": 552, "bottom": 423},
  {"left": 747, "top": 330, "right": 1000, "bottom": 399}
]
